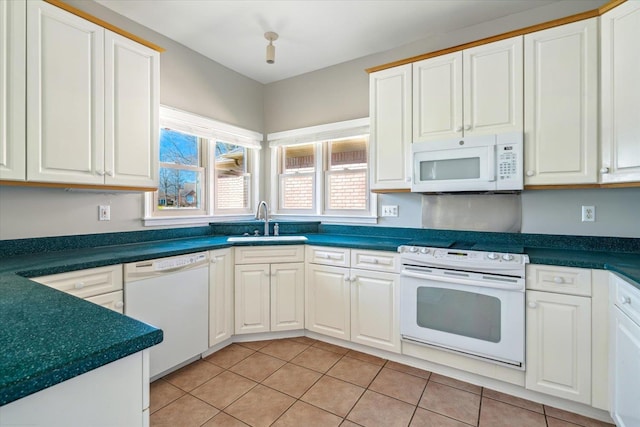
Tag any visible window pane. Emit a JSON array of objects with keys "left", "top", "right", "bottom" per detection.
[
  {"left": 160, "top": 129, "right": 199, "bottom": 166},
  {"left": 281, "top": 174, "right": 314, "bottom": 210},
  {"left": 284, "top": 144, "right": 315, "bottom": 172},
  {"left": 329, "top": 138, "right": 367, "bottom": 170},
  {"left": 157, "top": 167, "right": 203, "bottom": 210},
  {"left": 327, "top": 170, "right": 367, "bottom": 210},
  {"left": 215, "top": 142, "right": 249, "bottom": 210}
]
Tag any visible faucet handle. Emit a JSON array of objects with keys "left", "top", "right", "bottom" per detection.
[
  {"left": 274, "top": 223, "right": 280, "bottom": 236},
  {"left": 253, "top": 229, "right": 260, "bottom": 236}
]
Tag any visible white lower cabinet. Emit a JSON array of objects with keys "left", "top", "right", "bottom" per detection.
[
  {"left": 32, "top": 264, "right": 124, "bottom": 313},
  {"left": 0, "top": 350, "right": 149, "bottom": 427},
  {"left": 209, "top": 248, "right": 233, "bottom": 346},
  {"left": 234, "top": 246, "right": 305, "bottom": 335},
  {"left": 305, "top": 246, "right": 400, "bottom": 353}
]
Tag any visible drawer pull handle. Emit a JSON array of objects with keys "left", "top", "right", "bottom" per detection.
[
  {"left": 620, "top": 296, "right": 631, "bottom": 305},
  {"left": 75, "top": 282, "right": 85, "bottom": 289},
  {"left": 528, "top": 301, "right": 537, "bottom": 309},
  {"left": 553, "top": 276, "right": 564, "bottom": 284},
  {"left": 114, "top": 301, "right": 124, "bottom": 309}
]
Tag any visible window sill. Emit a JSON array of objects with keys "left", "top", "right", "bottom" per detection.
[
  {"left": 143, "top": 214, "right": 254, "bottom": 227},
  {"left": 271, "top": 214, "right": 378, "bottom": 225}
]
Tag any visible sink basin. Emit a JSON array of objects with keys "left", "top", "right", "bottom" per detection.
[{"left": 227, "top": 235, "right": 308, "bottom": 243}]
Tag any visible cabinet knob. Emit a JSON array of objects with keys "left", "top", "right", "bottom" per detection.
[
  {"left": 344, "top": 274, "right": 350, "bottom": 282},
  {"left": 600, "top": 167, "right": 610, "bottom": 174},
  {"left": 105, "top": 170, "right": 114, "bottom": 177},
  {"left": 464, "top": 125, "right": 471, "bottom": 131},
  {"left": 526, "top": 170, "right": 535, "bottom": 177},
  {"left": 620, "top": 296, "right": 631, "bottom": 305},
  {"left": 75, "top": 282, "right": 85, "bottom": 289},
  {"left": 553, "top": 276, "right": 564, "bottom": 284},
  {"left": 97, "top": 170, "right": 105, "bottom": 176},
  {"left": 114, "top": 301, "right": 124, "bottom": 309},
  {"left": 528, "top": 301, "right": 537, "bottom": 309},
  {"left": 455, "top": 126, "right": 463, "bottom": 132},
  {"left": 406, "top": 177, "right": 411, "bottom": 183},
  {"left": 210, "top": 258, "right": 217, "bottom": 264}
]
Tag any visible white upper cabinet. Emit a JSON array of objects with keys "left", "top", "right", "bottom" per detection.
[
  {"left": 104, "top": 31, "right": 159, "bottom": 187},
  {"left": 26, "top": 0, "right": 105, "bottom": 185},
  {"left": 524, "top": 18, "right": 599, "bottom": 185},
  {"left": 600, "top": 1, "right": 640, "bottom": 184},
  {"left": 0, "top": 0, "right": 26, "bottom": 181},
  {"left": 413, "top": 36, "right": 523, "bottom": 142},
  {"left": 369, "top": 64, "right": 412, "bottom": 190},
  {"left": 25, "top": 0, "right": 159, "bottom": 188}
]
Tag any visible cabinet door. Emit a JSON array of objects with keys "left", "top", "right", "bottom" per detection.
[
  {"left": 526, "top": 290, "right": 591, "bottom": 404},
  {"left": 26, "top": 0, "right": 105, "bottom": 185},
  {"left": 601, "top": 1, "right": 640, "bottom": 184},
  {"left": 209, "top": 248, "right": 233, "bottom": 346},
  {"left": 350, "top": 269, "right": 400, "bottom": 353},
  {"left": 0, "top": 0, "right": 26, "bottom": 181},
  {"left": 610, "top": 307, "right": 640, "bottom": 427},
  {"left": 235, "top": 263, "right": 270, "bottom": 334},
  {"left": 305, "top": 263, "right": 350, "bottom": 340},
  {"left": 524, "top": 19, "right": 598, "bottom": 185},
  {"left": 271, "top": 262, "right": 304, "bottom": 331},
  {"left": 369, "top": 64, "right": 412, "bottom": 190},
  {"left": 464, "top": 36, "right": 523, "bottom": 137},
  {"left": 104, "top": 31, "right": 159, "bottom": 188},
  {"left": 413, "top": 52, "right": 463, "bottom": 142}
]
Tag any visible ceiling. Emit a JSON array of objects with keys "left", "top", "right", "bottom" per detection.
[{"left": 97, "top": 0, "right": 590, "bottom": 84}]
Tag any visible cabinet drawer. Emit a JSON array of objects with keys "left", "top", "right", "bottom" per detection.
[
  {"left": 32, "top": 265, "right": 123, "bottom": 299},
  {"left": 612, "top": 274, "right": 640, "bottom": 326},
  {"left": 526, "top": 264, "right": 591, "bottom": 296},
  {"left": 351, "top": 249, "right": 400, "bottom": 273},
  {"left": 306, "top": 246, "right": 350, "bottom": 267},
  {"left": 86, "top": 290, "right": 124, "bottom": 314},
  {"left": 235, "top": 245, "right": 304, "bottom": 264}
]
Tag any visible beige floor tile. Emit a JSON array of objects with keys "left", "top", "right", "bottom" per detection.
[
  {"left": 346, "top": 390, "right": 415, "bottom": 427},
  {"left": 301, "top": 375, "right": 365, "bottom": 417},
  {"left": 204, "top": 344, "right": 255, "bottom": 368},
  {"left": 313, "top": 340, "right": 350, "bottom": 355},
  {"left": 410, "top": 408, "right": 472, "bottom": 427},
  {"left": 327, "top": 356, "right": 382, "bottom": 388},
  {"left": 235, "top": 340, "right": 274, "bottom": 351},
  {"left": 163, "top": 360, "right": 224, "bottom": 392},
  {"left": 201, "top": 412, "right": 249, "bottom": 426},
  {"left": 262, "top": 362, "right": 322, "bottom": 398},
  {"left": 225, "top": 384, "right": 295, "bottom": 427},
  {"left": 547, "top": 417, "right": 583, "bottom": 427},
  {"left": 149, "top": 379, "right": 185, "bottom": 413},
  {"left": 259, "top": 339, "right": 311, "bottom": 361},
  {"left": 544, "top": 406, "right": 615, "bottom": 427},
  {"left": 272, "top": 400, "right": 343, "bottom": 427},
  {"left": 191, "top": 371, "right": 257, "bottom": 409},
  {"left": 290, "top": 336, "right": 317, "bottom": 345},
  {"left": 340, "top": 421, "right": 362, "bottom": 427},
  {"left": 345, "top": 349, "right": 387, "bottom": 366},
  {"left": 385, "top": 360, "right": 432, "bottom": 380},
  {"left": 228, "top": 352, "right": 286, "bottom": 382},
  {"left": 369, "top": 367, "right": 428, "bottom": 405},
  {"left": 429, "top": 373, "right": 482, "bottom": 395},
  {"left": 483, "top": 388, "right": 543, "bottom": 414},
  {"left": 479, "top": 397, "right": 546, "bottom": 427},
  {"left": 291, "top": 346, "right": 344, "bottom": 373},
  {"left": 419, "top": 382, "right": 480, "bottom": 425},
  {"left": 149, "top": 394, "right": 218, "bottom": 427}
]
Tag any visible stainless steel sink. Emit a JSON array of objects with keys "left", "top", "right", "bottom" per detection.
[{"left": 226, "top": 235, "right": 308, "bottom": 243}]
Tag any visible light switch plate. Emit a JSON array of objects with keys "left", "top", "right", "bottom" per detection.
[
  {"left": 381, "top": 205, "right": 398, "bottom": 217},
  {"left": 99, "top": 205, "right": 111, "bottom": 221}
]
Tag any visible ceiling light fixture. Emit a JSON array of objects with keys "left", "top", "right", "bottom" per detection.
[{"left": 265, "top": 31, "right": 278, "bottom": 64}]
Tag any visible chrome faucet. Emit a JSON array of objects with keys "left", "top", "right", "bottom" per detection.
[{"left": 255, "top": 201, "right": 270, "bottom": 236}]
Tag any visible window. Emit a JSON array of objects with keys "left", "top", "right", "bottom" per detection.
[
  {"left": 269, "top": 118, "right": 374, "bottom": 221},
  {"left": 145, "top": 106, "right": 262, "bottom": 225}
]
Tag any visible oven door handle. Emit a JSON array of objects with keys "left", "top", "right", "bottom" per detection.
[{"left": 401, "top": 269, "right": 524, "bottom": 291}]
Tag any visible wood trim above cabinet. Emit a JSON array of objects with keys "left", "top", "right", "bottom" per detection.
[
  {"left": 366, "top": 0, "right": 623, "bottom": 74},
  {"left": 0, "top": 179, "right": 157, "bottom": 192},
  {"left": 44, "top": 0, "right": 165, "bottom": 52}
]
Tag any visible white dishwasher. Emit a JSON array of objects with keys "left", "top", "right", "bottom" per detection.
[{"left": 124, "top": 252, "right": 209, "bottom": 378}]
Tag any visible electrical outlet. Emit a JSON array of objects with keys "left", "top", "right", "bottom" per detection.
[
  {"left": 581, "top": 205, "right": 595, "bottom": 222},
  {"left": 381, "top": 205, "right": 399, "bottom": 217},
  {"left": 99, "top": 205, "right": 111, "bottom": 221}
]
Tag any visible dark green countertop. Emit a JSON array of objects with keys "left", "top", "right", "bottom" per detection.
[{"left": 1, "top": 226, "right": 639, "bottom": 407}]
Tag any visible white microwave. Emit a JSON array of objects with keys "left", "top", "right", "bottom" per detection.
[{"left": 411, "top": 132, "right": 523, "bottom": 193}]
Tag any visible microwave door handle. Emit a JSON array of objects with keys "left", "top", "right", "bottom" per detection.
[{"left": 488, "top": 145, "right": 496, "bottom": 182}]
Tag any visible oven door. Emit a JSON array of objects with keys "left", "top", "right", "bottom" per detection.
[{"left": 400, "top": 267, "right": 524, "bottom": 367}]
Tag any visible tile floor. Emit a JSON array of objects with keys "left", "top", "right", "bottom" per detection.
[{"left": 149, "top": 337, "right": 614, "bottom": 427}]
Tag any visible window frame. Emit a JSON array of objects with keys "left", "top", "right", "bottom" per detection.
[
  {"left": 144, "top": 106, "right": 262, "bottom": 226},
  {"left": 268, "top": 118, "right": 376, "bottom": 223}
]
